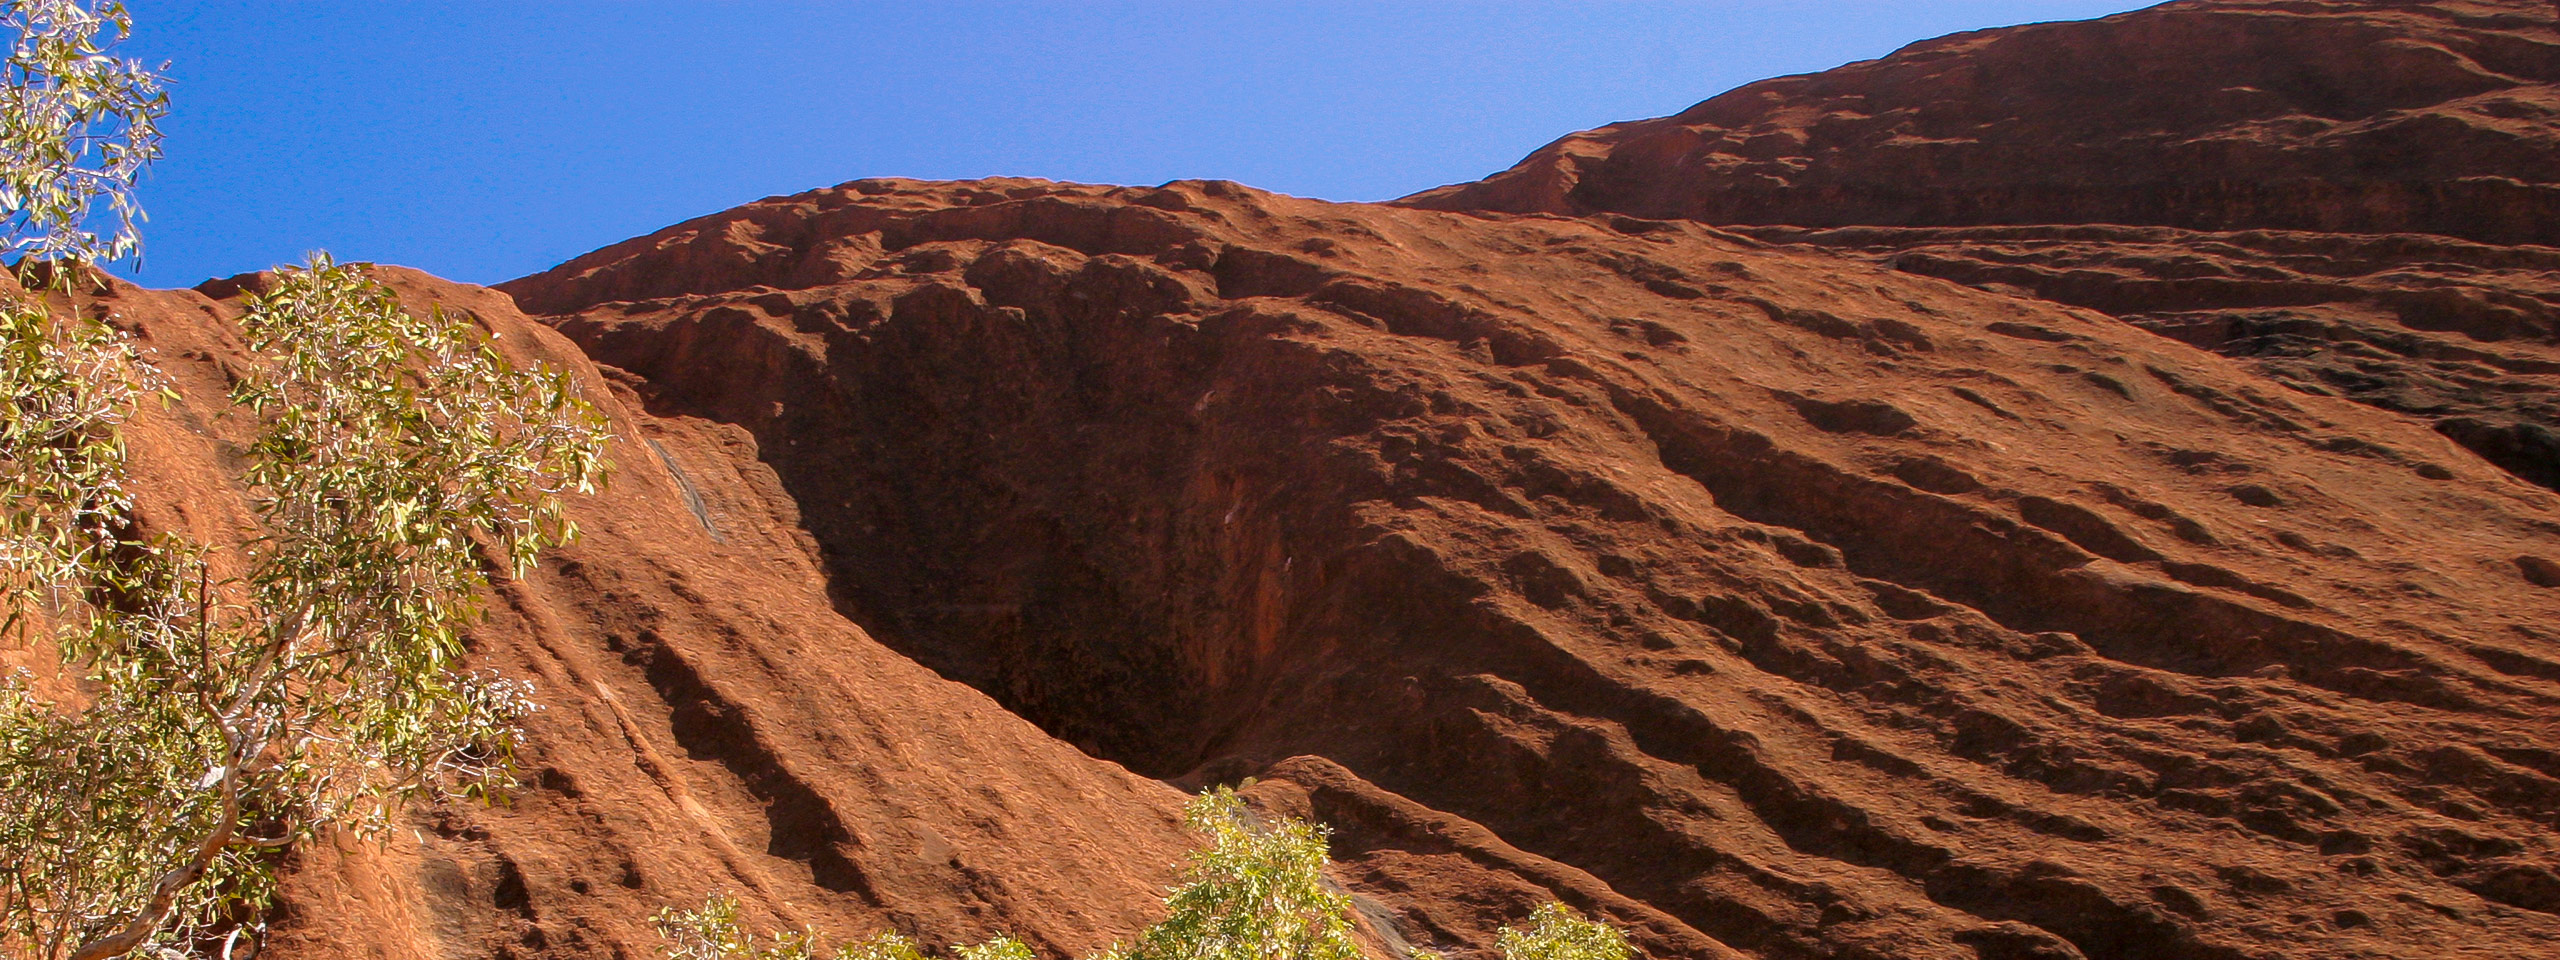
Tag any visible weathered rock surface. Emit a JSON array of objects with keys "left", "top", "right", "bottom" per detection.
[
  {"left": 498, "top": 176, "right": 2560, "bottom": 960},
  {"left": 1403, "top": 0, "right": 2560, "bottom": 246},
  {"left": 1728, "top": 224, "right": 2560, "bottom": 492},
  {"left": 68, "top": 269, "right": 1198, "bottom": 960},
  {"left": 1406, "top": 0, "right": 2560, "bottom": 494},
  {"left": 25, "top": 3, "right": 2560, "bottom": 958}
]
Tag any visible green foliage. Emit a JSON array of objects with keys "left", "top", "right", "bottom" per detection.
[
  {"left": 233, "top": 253, "right": 606, "bottom": 584},
  {"left": 839, "top": 932, "right": 933, "bottom": 960},
  {"left": 952, "top": 936, "right": 1038, "bottom": 960},
  {"left": 659, "top": 787, "right": 1362, "bottom": 960},
  {"left": 0, "top": 290, "right": 153, "bottom": 631},
  {"left": 0, "top": 6, "right": 604, "bottom": 958},
  {"left": 656, "top": 788, "right": 1644, "bottom": 960},
  {"left": 1115, "top": 787, "right": 1360, "bottom": 960},
  {"left": 0, "top": 257, "right": 610, "bottom": 960},
  {"left": 1495, "top": 904, "right": 1632, "bottom": 960},
  {"left": 0, "top": 0, "right": 163, "bottom": 264},
  {"left": 654, "top": 894, "right": 832, "bottom": 960},
  {"left": 652, "top": 895, "right": 1005, "bottom": 960}
]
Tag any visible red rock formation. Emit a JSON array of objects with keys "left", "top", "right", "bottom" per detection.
[
  {"left": 1726, "top": 224, "right": 2560, "bottom": 490},
  {"left": 499, "top": 177, "right": 2560, "bottom": 960},
  {"left": 1403, "top": 0, "right": 2560, "bottom": 246},
  {"left": 66, "top": 268, "right": 1198, "bottom": 960},
  {"left": 23, "top": 4, "right": 2560, "bottom": 959},
  {"left": 1405, "top": 0, "right": 2560, "bottom": 495}
]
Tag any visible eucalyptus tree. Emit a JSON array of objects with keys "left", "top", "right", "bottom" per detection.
[
  {"left": 0, "top": 4, "right": 613, "bottom": 959},
  {"left": 0, "top": 254, "right": 610, "bottom": 960},
  {"left": 0, "top": 0, "right": 160, "bottom": 265}
]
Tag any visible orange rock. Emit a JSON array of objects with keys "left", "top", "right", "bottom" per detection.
[
  {"left": 1406, "top": 0, "right": 2560, "bottom": 494},
  {"left": 1405, "top": 0, "right": 2560, "bottom": 246},
  {"left": 20, "top": 5, "right": 2560, "bottom": 958},
  {"left": 500, "top": 176, "right": 2560, "bottom": 960},
  {"left": 79, "top": 268, "right": 1195, "bottom": 960}
]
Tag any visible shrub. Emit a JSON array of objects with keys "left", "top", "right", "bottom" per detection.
[
  {"left": 653, "top": 893, "right": 834, "bottom": 960},
  {"left": 1494, "top": 904, "right": 1633, "bottom": 960},
  {"left": 658, "top": 787, "right": 1634, "bottom": 960},
  {"left": 1109, "top": 786, "right": 1361, "bottom": 960}
]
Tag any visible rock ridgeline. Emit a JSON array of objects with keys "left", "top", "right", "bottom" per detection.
[
  {"left": 30, "top": 1, "right": 2560, "bottom": 959},
  {"left": 489, "top": 175, "right": 2560, "bottom": 960},
  {"left": 1403, "top": 0, "right": 2560, "bottom": 245},
  {"left": 81, "top": 268, "right": 1197, "bottom": 960},
  {"left": 1410, "top": 0, "right": 2560, "bottom": 498}
]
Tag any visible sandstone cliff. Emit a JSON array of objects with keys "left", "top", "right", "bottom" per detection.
[
  {"left": 1724, "top": 224, "right": 2560, "bottom": 497},
  {"left": 73, "top": 269, "right": 1196, "bottom": 960},
  {"left": 489, "top": 176, "right": 2560, "bottom": 960},
  {"left": 1404, "top": 0, "right": 2560, "bottom": 245},
  {"left": 1407, "top": 0, "right": 2560, "bottom": 497},
  {"left": 27, "top": 2, "right": 2560, "bottom": 959}
]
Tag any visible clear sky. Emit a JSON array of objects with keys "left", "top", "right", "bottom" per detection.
[{"left": 110, "top": 1, "right": 2150, "bottom": 287}]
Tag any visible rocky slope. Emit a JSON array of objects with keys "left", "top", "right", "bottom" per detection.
[
  {"left": 67, "top": 269, "right": 1199, "bottom": 960},
  {"left": 24, "top": 2, "right": 2560, "bottom": 958},
  {"left": 492, "top": 176, "right": 2560, "bottom": 960},
  {"left": 1407, "top": 0, "right": 2560, "bottom": 497},
  {"left": 1725, "top": 224, "right": 2560, "bottom": 493},
  {"left": 1403, "top": 0, "right": 2560, "bottom": 244}
]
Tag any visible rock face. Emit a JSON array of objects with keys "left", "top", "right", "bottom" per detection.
[
  {"left": 1407, "top": 0, "right": 2560, "bottom": 497},
  {"left": 1726, "top": 224, "right": 2560, "bottom": 492},
  {"left": 71, "top": 269, "right": 1197, "bottom": 960},
  {"left": 1404, "top": 0, "right": 2560, "bottom": 245},
  {"left": 499, "top": 176, "right": 2560, "bottom": 960},
  {"left": 28, "top": 3, "right": 2560, "bottom": 959}
]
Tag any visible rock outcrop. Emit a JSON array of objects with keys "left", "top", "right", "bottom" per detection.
[
  {"left": 74, "top": 268, "right": 1197, "bottom": 960},
  {"left": 1727, "top": 224, "right": 2560, "bottom": 492},
  {"left": 1403, "top": 0, "right": 2560, "bottom": 245},
  {"left": 497, "top": 176, "right": 2560, "bottom": 960},
  {"left": 1406, "top": 0, "right": 2560, "bottom": 497},
  {"left": 24, "top": 3, "right": 2560, "bottom": 959}
]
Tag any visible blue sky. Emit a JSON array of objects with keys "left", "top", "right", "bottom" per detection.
[{"left": 111, "top": 1, "right": 2148, "bottom": 287}]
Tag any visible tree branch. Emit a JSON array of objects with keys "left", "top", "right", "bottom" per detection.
[{"left": 65, "top": 728, "right": 247, "bottom": 960}]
